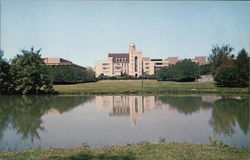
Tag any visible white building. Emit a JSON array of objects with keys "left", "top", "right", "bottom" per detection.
[{"left": 95, "top": 43, "right": 179, "bottom": 77}]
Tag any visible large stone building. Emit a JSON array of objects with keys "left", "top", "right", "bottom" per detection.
[
  {"left": 96, "top": 43, "right": 179, "bottom": 77},
  {"left": 95, "top": 43, "right": 207, "bottom": 77}
]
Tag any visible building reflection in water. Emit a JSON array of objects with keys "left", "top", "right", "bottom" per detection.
[{"left": 96, "top": 96, "right": 171, "bottom": 126}]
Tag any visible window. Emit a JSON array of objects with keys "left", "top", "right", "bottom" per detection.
[
  {"left": 155, "top": 63, "right": 163, "bottom": 65},
  {"left": 103, "top": 63, "right": 109, "bottom": 66}
]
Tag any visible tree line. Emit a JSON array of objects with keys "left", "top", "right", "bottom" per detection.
[
  {"left": 156, "top": 44, "right": 249, "bottom": 87},
  {"left": 209, "top": 45, "right": 249, "bottom": 87},
  {"left": 156, "top": 60, "right": 212, "bottom": 82},
  {"left": 0, "top": 47, "right": 96, "bottom": 95}
]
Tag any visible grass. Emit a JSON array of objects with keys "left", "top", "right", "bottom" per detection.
[
  {"left": 54, "top": 80, "right": 248, "bottom": 95},
  {"left": 0, "top": 142, "right": 249, "bottom": 160}
]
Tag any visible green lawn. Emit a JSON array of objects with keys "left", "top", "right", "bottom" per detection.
[
  {"left": 1, "top": 142, "right": 249, "bottom": 160},
  {"left": 54, "top": 80, "right": 248, "bottom": 95}
]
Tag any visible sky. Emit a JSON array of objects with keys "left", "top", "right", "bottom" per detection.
[{"left": 1, "top": 0, "right": 250, "bottom": 67}]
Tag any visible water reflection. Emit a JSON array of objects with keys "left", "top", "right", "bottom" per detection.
[
  {"left": 0, "top": 95, "right": 249, "bottom": 149},
  {"left": 96, "top": 96, "right": 171, "bottom": 126},
  {"left": 96, "top": 95, "right": 249, "bottom": 135},
  {"left": 0, "top": 96, "right": 94, "bottom": 141},
  {"left": 209, "top": 97, "right": 249, "bottom": 135}
]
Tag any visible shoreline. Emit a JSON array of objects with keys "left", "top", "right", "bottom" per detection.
[
  {"left": 53, "top": 80, "right": 249, "bottom": 96},
  {"left": 1, "top": 142, "right": 249, "bottom": 160}
]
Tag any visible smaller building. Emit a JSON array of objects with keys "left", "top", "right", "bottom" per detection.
[
  {"left": 43, "top": 57, "right": 86, "bottom": 70},
  {"left": 192, "top": 56, "right": 207, "bottom": 65},
  {"left": 166, "top": 57, "right": 179, "bottom": 65}
]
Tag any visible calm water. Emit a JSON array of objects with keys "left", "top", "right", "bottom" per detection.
[{"left": 0, "top": 95, "right": 249, "bottom": 150}]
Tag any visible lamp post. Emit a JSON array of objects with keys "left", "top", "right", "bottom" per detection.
[{"left": 141, "top": 63, "right": 144, "bottom": 87}]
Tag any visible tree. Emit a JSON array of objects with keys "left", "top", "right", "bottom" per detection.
[
  {"left": 0, "top": 49, "right": 3, "bottom": 59},
  {"left": 208, "top": 44, "right": 234, "bottom": 75},
  {"left": 10, "top": 47, "right": 54, "bottom": 94},
  {"left": 97, "top": 73, "right": 108, "bottom": 80},
  {"left": 213, "top": 48, "right": 249, "bottom": 87},
  {"left": 214, "top": 66, "right": 238, "bottom": 87},
  {"left": 0, "top": 50, "right": 11, "bottom": 94},
  {"left": 48, "top": 65, "right": 96, "bottom": 84},
  {"left": 235, "top": 49, "right": 249, "bottom": 87},
  {"left": 156, "top": 59, "right": 200, "bottom": 82},
  {"left": 198, "top": 63, "right": 213, "bottom": 75}
]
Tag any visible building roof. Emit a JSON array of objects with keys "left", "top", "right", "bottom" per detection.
[
  {"left": 108, "top": 53, "right": 129, "bottom": 63},
  {"left": 108, "top": 53, "right": 129, "bottom": 58},
  {"left": 43, "top": 57, "right": 86, "bottom": 70}
]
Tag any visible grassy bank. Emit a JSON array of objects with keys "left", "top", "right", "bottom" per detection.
[
  {"left": 54, "top": 80, "right": 248, "bottom": 95},
  {"left": 0, "top": 142, "right": 249, "bottom": 160}
]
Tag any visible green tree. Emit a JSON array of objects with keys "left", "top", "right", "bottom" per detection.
[
  {"left": 198, "top": 63, "right": 213, "bottom": 75},
  {"left": 214, "top": 66, "right": 238, "bottom": 87},
  {"left": 10, "top": 47, "right": 54, "bottom": 94},
  {"left": 156, "top": 59, "right": 200, "bottom": 82},
  {"left": 208, "top": 44, "right": 234, "bottom": 75},
  {"left": 235, "top": 49, "right": 249, "bottom": 87},
  {"left": 0, "top": 50, "right": 11, "bottom": 94},
  {"left": 48, "top": 66, "right": 96, "bottom": 84},
  {"left": 97, "top": 73, "right": 109, "bottom": 80}
]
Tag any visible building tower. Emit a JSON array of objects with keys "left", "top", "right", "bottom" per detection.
[{"left": 128, "top": 43, "right": 142, "bottom": 77}]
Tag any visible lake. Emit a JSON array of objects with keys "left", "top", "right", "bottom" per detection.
[{"left": 0, "top": 95, "right": 249, "bottom": 150}]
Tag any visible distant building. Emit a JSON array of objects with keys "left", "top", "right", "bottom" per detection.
[
  {"left": 95, "top": 44, "right": 207, "bottom": 77},
  {"left": 192, "top": 56, "right": 207, "bottom": 65},
  {"left": 43, "top": 57, "right": 86, "bottom": 70},
  {"left": 166, "top": 57, "right": 179, "bottom": 65},
  {"left": 95, "top": 44, "right": 179, "bottom": 77}
]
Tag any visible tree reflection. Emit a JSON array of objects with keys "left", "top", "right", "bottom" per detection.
[
  {"left": 158, "top": 96, "right": 249, "bottom": 136},
  {"left": 0, "top": 95, "right": 93, "bottom": 141},
  {"left": 209, "top": 97, "right": 249, "bottom": 136},
  {"left": 157, "top": 96, "right": 211, "bottom": 115}
]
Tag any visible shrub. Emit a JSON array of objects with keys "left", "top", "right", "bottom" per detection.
[{"left": 214, "top": 66, "right": 238, "bottom": 87}]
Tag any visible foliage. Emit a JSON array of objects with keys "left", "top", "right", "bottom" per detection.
[
  {"left": 208, "top": 137, "right": 223, "bottom": 146},
  {"left": 0, "top": 50, "right": 12, "bottom": 94},
  {"left": 1, "top": 142, "right": 249, "bottom": 160},
  {"left": 158, "top": 137, "right": 166, "bottom": 143},
  {"left": 198, "top": 63, "right": 213, "bottom": 75},
  {"left": 48, "top": 65, "right": 96, "bottom": 84},
  {"left": 208, "top": 44, "right": 234, "bottom": 75},
  {"left": 214, "top": 66, "right": 238, "bottom": 87},
  {"left": 156, "top": 59, "right": 200, "bottom": 82},
  {"left": 10, "top": 47, "right": 54, "bottom": 94},
  {"left": 0, "top": 49, "right": 3, "bottom": 59},
  {"left": 97, "top": 73, "right": 109, "bottom": 80},
  {"left": 213, "top": 48, "right": 249, "bottom": 87},
  {"left": 235, "top": 49, "right": 249, "bottom": 87}
]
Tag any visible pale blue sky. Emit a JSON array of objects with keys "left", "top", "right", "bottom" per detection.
[{"left": 1, "top": 0, "right": 250, "bottom": 67}]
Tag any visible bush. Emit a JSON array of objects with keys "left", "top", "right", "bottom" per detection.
[
  {"left": 235, "top": 49, "right": 249, "bottom": 87},
  {"left": 156, "top": 59, "right": 200, "bottom": 82},
  {"left": 214, "top": 66, "right": 238, "bottom": 87},
  {"left": 48, "top": 66, "right": 96, "bottom": 84},
  {"left": 0, "top": 51, "right": 12, "bottom": 94},
  {"left": 198, "top": 63, "right": 212, "bottom": 75},
  {"left": 213, "top": 48, "right": 249, "bottom": 87}
]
